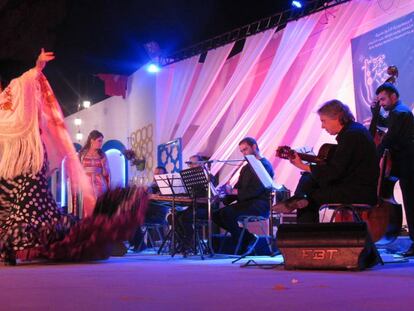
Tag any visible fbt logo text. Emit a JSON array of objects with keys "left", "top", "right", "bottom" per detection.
[{"left": 302, "top": 249, "right": 339, "bottom": 260}]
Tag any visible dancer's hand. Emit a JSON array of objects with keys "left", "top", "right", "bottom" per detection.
[{"left": 35, "top": 48, "right": 55, "bottom": 71}]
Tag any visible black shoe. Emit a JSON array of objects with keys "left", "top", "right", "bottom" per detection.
[{"left": 401, "top": 243, "right": 414, "bottom": 257}]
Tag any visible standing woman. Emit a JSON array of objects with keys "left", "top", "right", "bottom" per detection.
[{"left": 79, "top": 130, "right": 111, "bottom": 199}]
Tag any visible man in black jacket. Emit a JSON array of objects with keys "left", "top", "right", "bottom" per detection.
[
  {"left": 273, "top": 99, "right": 379, "bottom": 224},
  {"left": 375, "top": 83, "right": 414, "bottom": 257},
  {"left": 213, "top": 137, "right": 274, "bottom": 255}
]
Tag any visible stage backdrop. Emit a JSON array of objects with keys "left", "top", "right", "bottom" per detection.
[
  {"left": 153, "top": 0, "right": 414, "bottom": 193},
  {"left": 352, "top": 11, "right": 414, "bottom": 123},
  {"left": 65, "top": 1, "right": 414, "bottom": 215}
]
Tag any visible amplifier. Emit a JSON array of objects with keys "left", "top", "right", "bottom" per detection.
[{"left": 276, "top": 222, "right": 381, "bottom": 270}]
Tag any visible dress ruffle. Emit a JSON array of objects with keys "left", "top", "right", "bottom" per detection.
[
  {"left": 45, "top": 187, "right": 148, "bottom": 261},
  {"left": 0, "top": 183, "right": 148, "bottom": 263}
]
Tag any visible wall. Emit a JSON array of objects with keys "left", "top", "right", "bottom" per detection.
[{"left": 65, "top": 66, "right": 156, "bottom": 183}]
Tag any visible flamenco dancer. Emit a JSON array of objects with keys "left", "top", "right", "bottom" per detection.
[{"left": 0, "top": 49, "right": 147, "bottom": 265}]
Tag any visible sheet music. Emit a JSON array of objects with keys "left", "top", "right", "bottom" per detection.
[
  {"left": 180, "top": 166, "right": 219, "bottom": 198},
  {"left": 154, "top": 173, "right": 188, "bottom": 195},
  {"left": 245, "top": 154, "right": 277, "bottom": 190}
]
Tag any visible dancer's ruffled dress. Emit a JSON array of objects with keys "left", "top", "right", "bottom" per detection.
[{"left": 0, "top": 64, "right": 146, "bottom": 265}]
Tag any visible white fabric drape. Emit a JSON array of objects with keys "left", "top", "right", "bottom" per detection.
[
  {"left": 183, "top": 28, "right": 275, "bottom": 160},
  {"left": 175, "top": 43, "right": 235, "bottom": 138},
  {"left": 209, "top": 15, "right": 321, "bottom": 180},
  {"left": 152, "top": 0, "right": 414, "bottom": 190},
  {"left": 156, "top": 55, "right": 200, "bottom": 143},
  {"left": 259, "top": 1, "right": 372, "bottom": 189}
]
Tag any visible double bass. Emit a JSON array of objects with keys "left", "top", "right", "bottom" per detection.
[
  {"left": 344, "top": 66, "right": 402, "bottom": 244},
  {"left": 366, "top": 65, "right": 402, "bottom": 244}
]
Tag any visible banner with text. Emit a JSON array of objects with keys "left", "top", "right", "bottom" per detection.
[{"left": 351, "top": 11, "right": 414, "bottom": 123}]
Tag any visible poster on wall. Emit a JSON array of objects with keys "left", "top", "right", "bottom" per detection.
[
  {"left": 157, "top": 138, "right": 182, "bottom": 173},
  {"left": 351, "top": 11, "right": 414, "bottom": 123}
]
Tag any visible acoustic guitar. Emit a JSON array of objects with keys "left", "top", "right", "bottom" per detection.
[{"left": 275, "top": 143, "right": 337, "bottom": 165}]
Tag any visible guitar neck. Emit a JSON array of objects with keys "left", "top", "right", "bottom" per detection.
[{"left": 297, "top": 152, "right": 321, "bottom": 164}]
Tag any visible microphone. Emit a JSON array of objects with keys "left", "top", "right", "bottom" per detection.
[
  {"left": 185, "top": 160, "right": 213, "bottom": 165},
  {"left": 185, "top": 159, "right": 245, "bottom": 165}
]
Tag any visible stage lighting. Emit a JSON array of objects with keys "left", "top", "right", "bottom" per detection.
[
  {"left": 292, "top": 0, "right": 303, "bottom": 8},
  {"left": 82, "top": 100, "right": 91, "bottom": 108},
  {"left": 147, "top": 63, "right": 160, "bottom": 73},
  {"left": 74, "top": 118, "right": 82, "bottom": 126},
  {"left": 76, "top": 132, "right": 83, "bottom": 142}
]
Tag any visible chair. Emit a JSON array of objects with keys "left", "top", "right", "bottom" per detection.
[
  {"left": 215, "top": 185, "right": 293, "bottom": 260},
  {"left": 136, "top": 222, "right": 165, "bottom": 251},
  {"left": 319, "top": 203, "right": 374, "bottom": 223},
  {"left": 223, "top": 188, "right": 291, "bottom": 256},
  {"left": 233, "top": 215, "right": 273, "bottom": 255},
  {"left": 215, "top": 214, "right": 273, "bottom": 256},
  {"left": 320, "top": 150, "right": 393, "bottom": 233}
]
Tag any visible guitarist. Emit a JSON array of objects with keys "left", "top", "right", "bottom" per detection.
[
  {"left": 273, "top": 100, "right": 379, "bottom": 224},
  {"left": 374, "top": 83, "right": 414, "bottom": 257}
]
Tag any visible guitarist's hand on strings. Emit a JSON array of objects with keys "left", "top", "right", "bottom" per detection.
[{"left": 289, "top": 151, "right": 311, "bottom": 172}]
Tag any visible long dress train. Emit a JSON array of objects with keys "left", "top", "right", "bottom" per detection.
[{"left": 0, "top": 155, "right": 148, "bottom": 263}]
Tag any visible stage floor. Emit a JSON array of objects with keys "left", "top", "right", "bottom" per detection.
[{"left": 0, "top": 245, "right": 413, "bottom": 311}]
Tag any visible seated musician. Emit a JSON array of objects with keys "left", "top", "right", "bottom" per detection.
[
  {"left": 129, "top": 166, "right": 170, "bottom": 252},
  {"left": 213, "top": 137, "right": 274, "bottom": 255},
  {"left": 273, "top": 99, "right": 379, "bottom": 223}
]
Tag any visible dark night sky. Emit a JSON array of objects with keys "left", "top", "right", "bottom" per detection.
[{"left": 0, "top": 0, "right": 296, "bottom": 115}]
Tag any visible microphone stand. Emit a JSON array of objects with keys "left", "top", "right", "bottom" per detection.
[{"left": 196, "top": 158, "right": 245, "bottom": 257}]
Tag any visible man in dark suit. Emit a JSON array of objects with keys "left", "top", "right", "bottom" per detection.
[
  {"left": 213, "top": 137, "right": 274, "bottom": 255},
  {"left": 273, "top": 100, "right": 379, "bottom": 224},
  {"left": 375, "top": 83, "right": 414, "bottom": 257}
]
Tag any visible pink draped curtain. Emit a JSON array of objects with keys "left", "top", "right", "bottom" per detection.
[
  {"left": 154, "top": 0, "right": 414, "bottom": 190},
  {"left": 174, "top": 43, "right": 235, "bottom": 139},
  {"left": 183, "top": 29, "right": 275, "bottom": 159}
]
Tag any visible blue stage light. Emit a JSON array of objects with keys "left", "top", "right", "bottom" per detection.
[
  {"left": 292, "top": 1, "right": 303, "bottom": 8},
  {"left": 147, "top": 63, "right": 160, "bottom": 73}
]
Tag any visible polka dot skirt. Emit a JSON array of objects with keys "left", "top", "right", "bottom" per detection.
[{"left": 0, "top": 158, "right": 75, "bottom": 260}]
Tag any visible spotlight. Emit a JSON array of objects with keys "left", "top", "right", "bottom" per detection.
[
  {"left": 74, "top": 118, "right": 82, "bottom": 126},
  {"left": 292, "top": 0, "right": 303, "bottom": 8},
  {"left": 147, "top": 63, "right": 160, "bottom": 73},
  {"left": 82, "top": 100, "right": 91, "bottom": 108}
]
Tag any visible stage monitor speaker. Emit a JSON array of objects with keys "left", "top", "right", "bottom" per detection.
[{"left": 276, "top": 222, "right": 381, "bottom": 271}]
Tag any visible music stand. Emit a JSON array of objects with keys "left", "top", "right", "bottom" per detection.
[
  {"left": 233, "top": 155, "right": 278, "bottom": 265},
  {"left": 180, "top": 166, "right": 216, "bottom": 259},
  {"left": 154, "top": 173, "right": 187, "bottom": 257}
]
